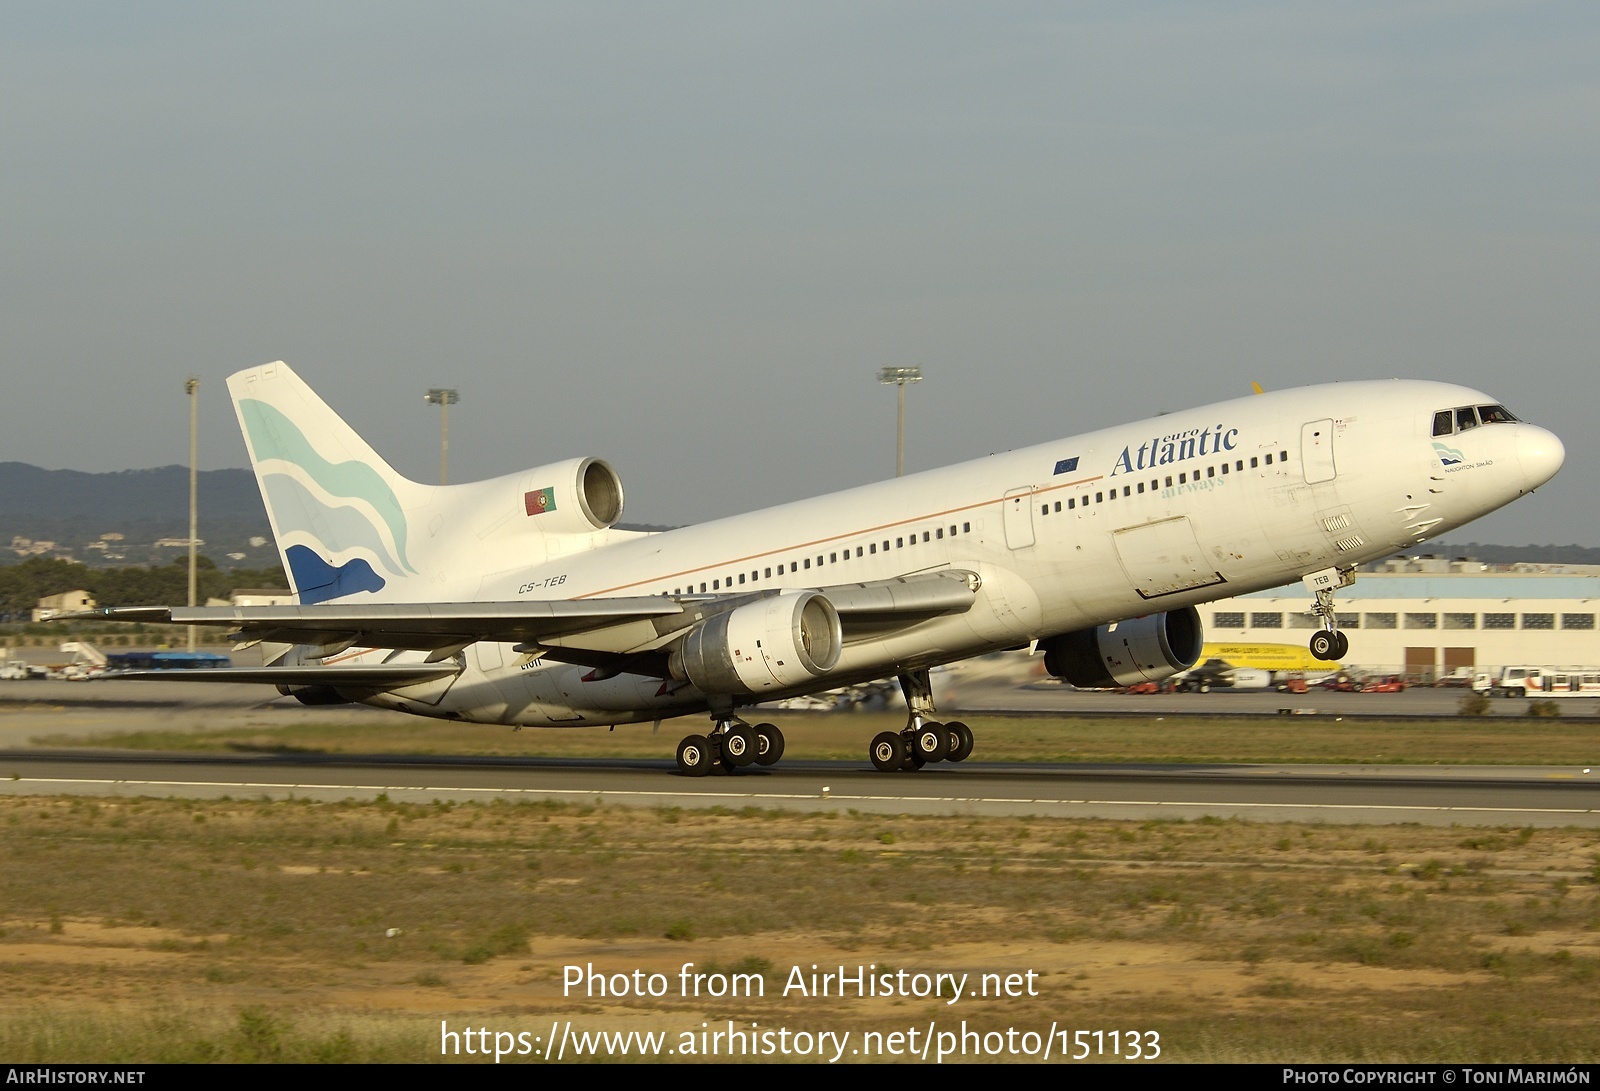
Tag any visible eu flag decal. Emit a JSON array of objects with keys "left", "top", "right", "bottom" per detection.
[
  {"left": 1052, "top": 457, "right": 1079, "bottom": 475},
  {"left": 524, "top": 488, "right": 557, "bottom": 516}
]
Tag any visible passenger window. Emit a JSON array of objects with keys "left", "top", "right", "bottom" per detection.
[
  {"left": 764, "top": 567, "right": 772, "bottom": 578},
  {"left": 1095, "top": 492, "right": 1103, "bottom": 503},
  {"left": 699, "top": 583, "right": 707, "bottom": 593},
  {"left": 1123, "top": 486, "right": 1130, "bottom": 497},
  {"left": 1235, "top": 461, "right": 1243, "bottom": 471},
  {"left": 830, "top": 552, "right": 837, "bottom": 563},
  {"left": 870, "top": 543, "right": 876, "bottom": 554},
  {"left": 962, "top": 522, "right": 970, "bottom": 532},
  {"left": 1178, "top": 473, "right": 1186, "bottom": 484},
  {"left": 738, "top": 574, "right": 744, "bottom": 585},
  {"left": 1280, "top": 450, "right": 1288, "bottom": 462},
  {"left": 1264, "top": 453, "right": 1272, "bottom": 465},
  {"left": 1164, "top": 476, "right": 1172, "bottom": 487},
  {"left": 923, "top": 531, "right": 930, "bottom": 542},
  {"left": 1221, "top": 463, "right": 1229, "bottom": 475},
  {"left": 803, "top": 559, "right": 810, "bottom": 569},
  {"left": 1068, "top": 498, "right": 1075, "bottom": 509},
  {"left": 712, "top": 579, "right": 719, "bottom": 590},
  {"left": 1207, "top": 466, "right": 1214, "bottom": 478},
  {"left": 936, "top": 528, "right": 944, "bottom": 539},
  {"left": 1456, "top": 406, "right": 1479, "bottom": 431},
  {"left": 1136, "top": 482, "right": 1144, "bottom": 494},
  {"left": 856, "top": 547, "right": 863, "bottom": 557}
]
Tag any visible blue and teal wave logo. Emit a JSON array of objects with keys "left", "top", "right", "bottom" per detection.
[
  {"left": 1432, "top": 441, "right": 1465, "bottom": 467},
  {"left": 240, "top": 398, "right": 416, "bottom": 602},
  {"left": 284, "top": 547, "right": 386, "bottom": 605}
]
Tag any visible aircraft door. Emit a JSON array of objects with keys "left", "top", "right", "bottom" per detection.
[
  {"left": 1301, "top": 420, "right": 1336, "bottom": 484},
  {"left": 1002, "top": 487, "right": 1036, "bottom": 549}
]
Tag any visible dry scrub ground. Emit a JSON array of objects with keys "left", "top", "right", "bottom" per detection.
[{"left": 2, "top": 795, "right": 1598, "bottom": 1063}]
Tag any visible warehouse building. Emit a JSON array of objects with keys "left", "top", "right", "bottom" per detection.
[{"left": 1203, "top": 558, "right": 1600, "bottom": 681}]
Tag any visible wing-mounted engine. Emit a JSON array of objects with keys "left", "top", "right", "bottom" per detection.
[
  {"left": 669, "top": 591, "right": 843, "bottom": 695},
  {"left": 1039, "top": 607, "right": 1203, "bottom": 688}
]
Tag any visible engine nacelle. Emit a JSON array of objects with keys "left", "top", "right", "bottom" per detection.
[
  {"left": 522, "top": 456, "right": 625, "bottom": 534},
  {"left": 670, "top": 591, "right": 843, "bottom": 695},
  {"left": 275, "top": 684, "right": 354, "bottom": 706},
  {"left": 1040, "top": 607, "right": 1203, "bottom": 688}
]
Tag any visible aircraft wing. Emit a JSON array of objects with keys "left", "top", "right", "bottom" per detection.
[
  {"left": 68, "top": 569, "right": 979, "bottom": 665},
  {"left": 70, "top": 598, "right": 689, "bottom": 655},
  {"left": 104, "top": 664, "right": 462, "bottom": 687}
]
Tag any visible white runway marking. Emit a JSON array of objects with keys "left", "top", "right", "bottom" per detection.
[{"left": 3, "top": 775, "right": 1595, "bottom": 824}]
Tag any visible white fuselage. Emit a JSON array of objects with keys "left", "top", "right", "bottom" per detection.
[{"left": 344, "top": 380, "right": 1560, "bottom": 727}]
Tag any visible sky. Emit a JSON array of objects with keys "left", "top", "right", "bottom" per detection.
[{"left": 3, "top": 2, "right": 1596, "bottom": 543}]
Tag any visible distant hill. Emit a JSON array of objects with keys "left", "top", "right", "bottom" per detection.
[
  {"left": 0, "top": 463, "right": 276, "bottom": 568},
  {"left": 0, "top": 462, "right": 671, "bottom": 570},
  {"left": 1399, "top": 542, "right": 1600, "bottom": 566},
  {"left": 3, "top": 460, "right": 1588, "bottom": 571}
]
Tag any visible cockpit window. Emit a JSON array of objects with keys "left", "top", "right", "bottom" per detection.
[{"left": 1436, "top": 403, "right": 1519, "bottom": 435}]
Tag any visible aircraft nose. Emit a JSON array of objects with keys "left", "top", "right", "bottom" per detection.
[{"left": 1516, "top": 425, "right": 1565, "bottom": 491}]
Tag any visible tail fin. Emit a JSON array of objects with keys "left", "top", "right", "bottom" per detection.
[{"left": 229, "top": 362, "right": 429, "bottom": 605}]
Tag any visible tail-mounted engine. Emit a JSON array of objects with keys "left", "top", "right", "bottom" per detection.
[
  {"left": 669, "top": 591, "right": 843, "bottom": 695},
  {"left": 1039, "top": 607, "right": 1203, "bottom": 688},
  {"left": 522, "top": 456, "right": 625, "bottom": 535}
]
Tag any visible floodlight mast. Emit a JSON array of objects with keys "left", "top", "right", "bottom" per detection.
[
  {"left": 184, "top": 377, "right": 199, "bottom": 652},
  {"left": 877, "top": 366, "right": 923, "bottom": 478},
  {"left": 425, "top": 388, "right": 459, "bottom": 484}
]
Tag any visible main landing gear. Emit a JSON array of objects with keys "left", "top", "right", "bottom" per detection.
[
  {"left": 675, "top": 716, "right": 784, "bottom": 777},
  {"left": 870, "top": 670, "right": 975, "bottom": 773},
  {"left": 1305, "top": 566, "right": 1356, "bottom": 662}
]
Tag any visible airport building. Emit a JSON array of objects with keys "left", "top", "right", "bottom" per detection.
[{"left": 1203, "top": 558, "right": 1600, "bottom": 681}]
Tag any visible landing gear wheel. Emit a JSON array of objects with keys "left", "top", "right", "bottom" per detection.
[
  {"left": 945, "top": 720, "right": 974, "bottom": 763},
  {"left": 676, "top": 735, "right": 713, "bottom": 777},
  {"left": 721, "top": 724, "right": 756, "bottom": 768},
  {"left": 902, "top": 745, "right": 926, "bottom": 771},
  {"left": 1309, "top": 631, "right": 1336, "bottom": 661},
  {"left": 870, "top": 731, "right": 905, "bottom": 772},
  {"left": 1331, "top": 631, "right": 1349, "bottom": 659},
  {"left": 912, "top": 721, "right": 949, "bottom": 763},
  {"left": 752, "top": 723, "right": 784, "bottom": 766}
]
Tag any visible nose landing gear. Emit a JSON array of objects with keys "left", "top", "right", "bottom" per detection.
[{"left": 1304, "top": 566, "right": 1356, "bottom": 661}]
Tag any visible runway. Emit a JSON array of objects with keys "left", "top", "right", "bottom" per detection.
[{"left": 2, "top": 749, "right": 1596, "bottom": 827}]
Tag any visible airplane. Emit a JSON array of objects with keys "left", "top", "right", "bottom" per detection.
[{"left": 78, "top": 363, "right": 1564, "bottom": 776}]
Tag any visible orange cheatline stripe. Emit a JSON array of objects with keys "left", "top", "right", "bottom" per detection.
[{"left": 576, "top": 474, "right": 1102, "bottom": 598}]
